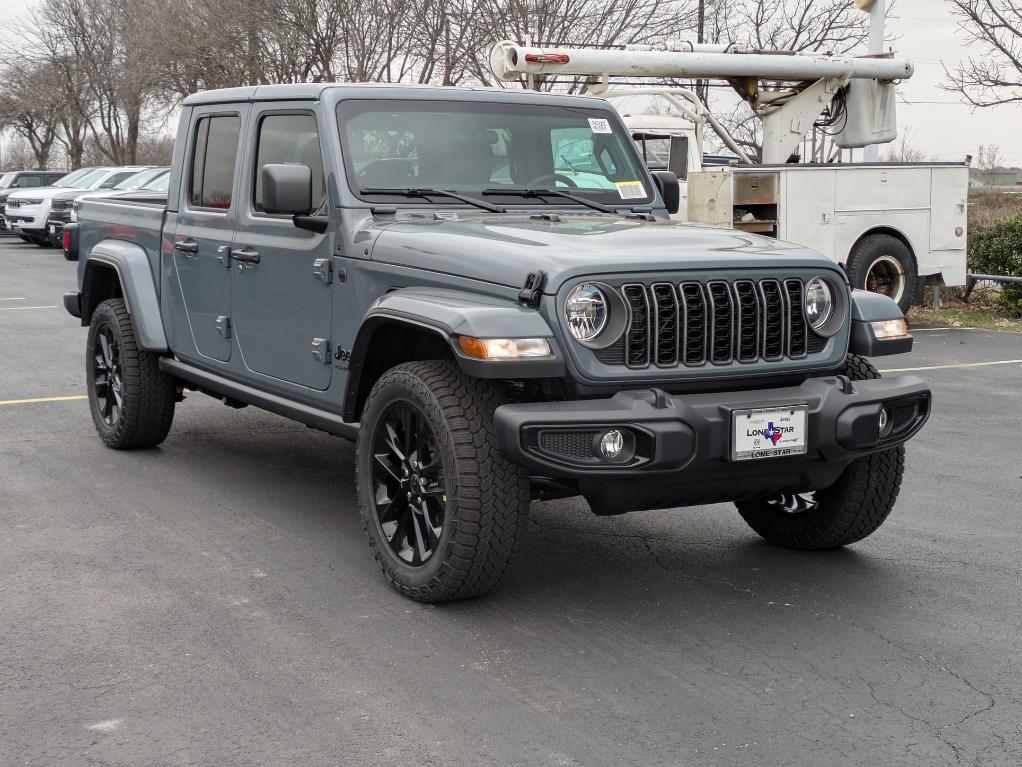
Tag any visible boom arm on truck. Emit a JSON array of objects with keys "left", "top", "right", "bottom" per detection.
[
  {"left": 489, "top": 40, "right": 913, "bottom": 164},
  {"left": 488, "top": 40, "right": 968, "bottom": 310}
]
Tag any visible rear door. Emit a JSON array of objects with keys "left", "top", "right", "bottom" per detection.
[
  {"left": 229, "top": 105, "right": 333, "bottom": 390},
  {"left": 170, "top": 106, "right": 248, "bottom": 363}
]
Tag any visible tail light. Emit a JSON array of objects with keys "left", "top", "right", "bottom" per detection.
[{"left": 63, "top": 222, "right": 79, "bottom": 262}]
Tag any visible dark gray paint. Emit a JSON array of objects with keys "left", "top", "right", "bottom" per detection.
[{"left": 72, "top": 85, "right": 905, "bottom": 425}]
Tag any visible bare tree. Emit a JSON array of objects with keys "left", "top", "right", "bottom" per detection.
[
  {"left": 948, "top": 0, "right": 1022, "bottom": 107},
  {"left": 0, "top": 135, "right": 40, "bottom": 171},
  {"left": 881, "top": 128, "right": 929, "bottom": 163},
  {"left": 975, "top": 143, "right": 1005, "bottom": 185},
  {"left": 0, "top": 60, "right": 65, "bottom": 168},
  {"left": 469, "top": 0, "right": 696, "bottom": 91},
  {"left": 690, "top": 0, "right": 885, "bottom": 159},
  {"left": 722, "top": 0, "right": 875, "bottom": 53},
  {"left": 34, "top": 0, "right": 170, "bottom": 164}
]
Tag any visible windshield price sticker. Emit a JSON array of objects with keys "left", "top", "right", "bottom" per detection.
[
  {"left": 616, "top": 181, "right": 646, "bottom": 200},
  {"left": 588, "top": 117, "right": 613, "bottom": 134}
]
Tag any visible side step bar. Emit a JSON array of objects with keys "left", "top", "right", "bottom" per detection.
[{"left": 159, "top": 357, "right": 359, "bottom": 441}]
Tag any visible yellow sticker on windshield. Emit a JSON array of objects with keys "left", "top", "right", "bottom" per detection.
[{"left": 616, "top": 181, "right": 646, "bottom": 200}]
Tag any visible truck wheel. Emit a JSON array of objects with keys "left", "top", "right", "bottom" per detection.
[
  {"left": 735, "top": 354, "right": 905, "bottom": 549},
  {"left": 356, "top": 360, "right": 530, "bottom": 602},
  {"left": 846, "top": 234, "right": 917, "bottom": 313},
  {"left": 86, "top": 298, "right": 176, "bottom": 449}
]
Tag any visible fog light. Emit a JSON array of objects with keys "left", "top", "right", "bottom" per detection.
[
  {"left": 599, "top": 429, "right": 625, "bottom": 459},
  {"left": 879, "top": 407, "right": 892, "bottom": 437}
]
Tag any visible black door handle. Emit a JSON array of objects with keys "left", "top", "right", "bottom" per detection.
[
  {"left": 174, "top": 239, "right": 198, "bottom": 254},
  {"left": 230, "top": 247, "right": 260, "bottom": 264}
]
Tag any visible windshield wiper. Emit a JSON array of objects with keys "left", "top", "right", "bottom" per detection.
[
  {"left": 481, "top": 187, "right": 617, "bottom": 214},
  {"left": 359, "top": 187, "right": 505, "bottom": 213}
]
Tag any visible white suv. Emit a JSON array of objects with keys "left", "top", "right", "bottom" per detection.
[{"left": 7, "top": 167, "right": 147, "bottom": 246}]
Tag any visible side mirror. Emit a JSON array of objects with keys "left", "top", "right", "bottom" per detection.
[
  {"left": 651, "top": 170, "right": 681, "bottom": 215},
  {"left": 261, "top": 164, "right": 312, "bottom": 215},
  {"left": 669, "top": 136, "right": 689, "bottom": 180}
]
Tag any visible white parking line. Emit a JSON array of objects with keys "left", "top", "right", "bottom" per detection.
[
  {"left": 880, "top": 359, "right": 1022, "bottom": 373},
  {"left": 0, "top": 305, "right": 59, "bottom": 311},
  {"left": 911, "top": 326, "right": 977, "bottom": 332},
  {"left": 0, "top": 297, "right": 26, "bottom": 301}
]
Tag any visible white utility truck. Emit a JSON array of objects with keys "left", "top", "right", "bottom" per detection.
[{"left": 489, "top": 41, "right": 969, "bottom": 311}]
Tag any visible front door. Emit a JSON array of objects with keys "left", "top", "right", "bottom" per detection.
[
  {"left": 230, "top": 107, "right": 333, "bottom": 390},
  {"left": 171, "top": 105, "right": 248, "bottom": 363}
]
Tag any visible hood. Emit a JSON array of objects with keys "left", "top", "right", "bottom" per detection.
[
  {"left": 51, "top": 188, "right": 97, "bottom": 203},
  {"left": 6, "top": 186, "right": 74, "bottom": 203},
  {"left": 369, "top": 211, "right": 839, "bottom": 291}
]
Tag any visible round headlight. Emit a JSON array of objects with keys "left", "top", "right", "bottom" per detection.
[
  {"left": 564, "top": 283, "right": 608, "bottom": 342},
  {"left": 804, "top": 277, "right": 834, "bottom": 332}
]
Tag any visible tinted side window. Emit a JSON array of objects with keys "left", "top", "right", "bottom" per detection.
[
  {"left": 190, "top": 115, "right": 241, "bottom": 209},
  {"left": 16, "top": 176, "right": 42, "bottom": 187},
  {"left": 254, "top": 114, "right": 326, "bottom": 213},
  {"left": 46, "top": 174, "right": 65, "bottom": 184}
]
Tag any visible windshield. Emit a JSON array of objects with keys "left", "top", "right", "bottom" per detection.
[
  {"left": 54, "top": 168, "right": 98, "bottom": 188},
  {"left": 113, "top": 168, "right": 163, "bottom": 190},
  {"left": 337, "top": 99, "right": 653, "bottom": 206},
  {"left": 0, "top": 173, "right": 14, "bottom": 189},
  {"left": 143, "top": 173, "right": 170, "bottom": 193},
  {"left": 75, "top": 169, "right": 113, "bottom": 189}
]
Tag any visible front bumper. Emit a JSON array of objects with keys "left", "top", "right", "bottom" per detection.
[
  {"left": 8, "top": 208, "right": 47, "bottom": 234},
  {"left": 495, "top": 375, "right": 931, "bottom": 514},
  {"left": 44, "top": 218, "right": 66, "bottom": 243}
]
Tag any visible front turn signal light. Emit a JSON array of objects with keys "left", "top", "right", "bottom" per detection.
[
  {"left": 871, "top": 319, "right": 910, "bottom": 339},
  {"left": 458, "top": 336, "right": 552, "bottom": 360}
]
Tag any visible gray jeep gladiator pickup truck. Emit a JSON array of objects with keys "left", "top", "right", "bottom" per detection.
[{"left": 64, "top": 84, "right": 931, "bottom": 602}]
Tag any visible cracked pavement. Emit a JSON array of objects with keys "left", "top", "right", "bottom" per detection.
[{"left": 1, "top": 240, "right": 1020, "bottom": 765}]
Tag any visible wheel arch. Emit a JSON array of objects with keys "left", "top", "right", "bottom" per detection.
[
  {"left": 81, "top": 240, "right": 168, "bottom": 351},
  {"left": 342, "top": 287, "right": 563, "bottom": 423},
  {"left": 343, "top": 316, "right": 456, "bottom": 423}
]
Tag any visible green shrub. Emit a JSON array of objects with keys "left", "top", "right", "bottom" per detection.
[{"left": 969, "top": 213, "right": 1022, "bottom": 317}]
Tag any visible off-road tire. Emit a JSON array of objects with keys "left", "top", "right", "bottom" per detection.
[
  {"left": 847, "top": 234, "right": 918, "bottom": 313},
  {"left": 735, "top": 354, "right": 905, "bottom": 549},
  {"left": 356, "top": 360, "right": 530, "bottom": 602},
  {"left": 86, "top": 298, "right": 176, "bottom": 449}
]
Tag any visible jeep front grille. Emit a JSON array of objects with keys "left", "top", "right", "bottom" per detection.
[{"left": 598, "top": 279, "right": 815, "bottom": 368}]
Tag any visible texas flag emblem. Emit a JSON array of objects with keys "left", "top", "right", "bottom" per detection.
[{"left": 762, "top": 422, "right": 784, "bottom": 446}]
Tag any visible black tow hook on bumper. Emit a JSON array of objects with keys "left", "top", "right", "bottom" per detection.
[{"left": 494, "top": 375, "right": 931, "bottom": 515}]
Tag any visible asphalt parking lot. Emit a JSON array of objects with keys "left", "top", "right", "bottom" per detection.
[{"left": 1, "top": 237, "right": 1020, "bottom": 767}]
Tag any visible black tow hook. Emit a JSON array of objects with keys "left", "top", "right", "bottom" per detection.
[{"left": 648, "top": 388, "right": 672, "bottom": 409}]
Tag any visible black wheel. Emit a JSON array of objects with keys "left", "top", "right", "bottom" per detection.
[
  {"left": 735, "top": 354, "right": 905, "bottom": 549},
  {"left": 356, "top": 360, "right": 530, "bottom": 602},
  {"left": 846, "top": 234, "right": 918, "bottom": 313},
  {"left": 86, "top": 298, "right": 176, "bottom": 449}
]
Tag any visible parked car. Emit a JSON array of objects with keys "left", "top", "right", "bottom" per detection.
[
  {"left": 64, "top": 84, "right": 930, "bottom": 602},
  {"left": 49, "top": 167, "right": 167, "bottom": 246},
  {"left": 7, "top": 166, "right": 147, "bottom": 247},
  {"left": 0, "top": 170, "right": 69, "bottom": 233}
]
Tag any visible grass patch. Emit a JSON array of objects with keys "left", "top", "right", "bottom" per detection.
[{"left": 908, "top": 306, "right": 1022, "bottom": 332}]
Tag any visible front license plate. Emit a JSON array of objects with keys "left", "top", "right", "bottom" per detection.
[
  {"left": 48, "top": 225, "right": 56, "bottom": 234},
  {"left": 731, "top": 405, "right": 809, "bottom": 461}
]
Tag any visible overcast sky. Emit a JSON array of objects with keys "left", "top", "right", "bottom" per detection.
[
  {"left": 0, "top": 0, "right": 1018, "bottom": 165},
  {"left": 888, "top": 0, "right": 1022, "bottom": 165}
]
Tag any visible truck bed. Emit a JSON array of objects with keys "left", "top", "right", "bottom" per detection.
[{"left": 77, "top": 194, "right": 167, "bottom": 285}]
